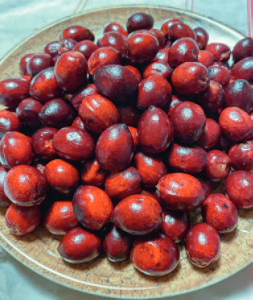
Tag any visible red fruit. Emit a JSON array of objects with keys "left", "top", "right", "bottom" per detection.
[
  {"left": 31, "top": 127, "right": 58, "bottom": 160},
  {"left": 19, "top": 53, "right": 34, "bottom": 75},
  {"left": 161, "top": 18, "right": 182, "bottom": 37},
  {"left": 26, "top": 53, "right": 54, "bottom": 77},
  {"left": 43, "top": 201, "right": 79, "bottom": 235},
  {"left": 43, "top": 41, "right": 61, "bottom": 58},
  {"left": 197, "top": 118, "right": 221, "bottom": 150},
  {"left": 44, "top": 159, "right": 79, "bottom": 194},
  {"left": 205, "top": 43, "right": 231, "bottom": 62},
  {"left": 205, "top": 150, "right": 231, "bottom": 181},
  {"left": 0, "top": 166, "right": 11, "bottom": 207},
  {"left": 73, "top": 185, "right": 113, "bottom": 230},
  {"left": 0, "top": 131, "right": 33, "bottom": 169},
  {"left": 95, "top": 124, "right": 134, "bottom": 173},
  {"left": 202, "top": 194, "right": 238, "bottom": 233},
  {"left": 81, "top": 158, "right": 108, "bottom": 186},
  {"left": 157, "top": 173, "right": 206, "bottom": 211},
  {"left": 5, "top": 204, "right": 41, "bottom": 235},
  {"left": 0, "top": 110, "right": 20, "bottom": 137},
  {"left": 117, "top": 105, "right": 140, "bottom": 127},
  {"left": 105, "top": 167, "right": 142, "bottom": 201},
  {"left": 103, "top": 225, "right": 134, "bottom": 262},
  {"left": 0, "top": 78, "right": 30, "bottom": 110},
  {"left": 16, "top": 98, "right": 43, "bottom": 127},
  {"left": 4, "top": 165, "right": 47, "bottom": 206},
  {"left": 207, "top": 65, "right": 231, "bottom": 87},
  {"left": 170, "top": 101, "right": 206, "bottom": 144},
  {"left": 78, "top": 94, "right": 119, "bottom": 133},
  {"left": 112, "top": 194, "right": 162, "bottom": 235},
  {"left": 131, "top": 233, "right": 179, "bottom": 276},
  {"left": 232, "top": 37, "right": 253, "bottom": 62},
  {"left": 124, "top": 65, "right": 142, "bottom": 84},
  {"left": 143, "top": 61, "right": 173, "bottom": 80},
  {"left": 60, "top": 25, "right": 94, "bottom": 42},
  {"left": 185, "top": 223, "right": 220, "bottom": 267},
  {"left": 171, "top": 62, "right": 210, "bottom": 95},
  {"left": 149, "top": 28, "right": 166, "bottom": 48},
  {"left": 198, "top": 50, "right": 214, "bottom": 67},
  {"left": 161, "top": 209, "right": 189, "bottom": 243},
  {"left": 54, "top": 51, "right": 87, "bottom": 92},
  {"left": 127, "top": 12, "right": 154, "bottom": 32},
  {"left": 228, "top": 140, "right": 253, "bottom": 172},
  {"left": 73, "top": 40, "right": 98, "bottom": 60},
  {"left": 70, "top": 83, "right": 97, "bottom": 111},
  {"left": 193, "top": 27, "right": 209, "bottom": 49},
  {"left": 137, "top": 106, "right": 173, "bottom": 154},
  {"left": 98, "top": 32, "right": 129, "bottom": 56},
  {"left": 225, "top": 170, "right": 253, "bottom": 208},
  {"left": 57, "top": 227, "right": 101, "bottom": 263},
  {"left": 58, "top": 38, "right": 77, "bottom": 55},
  {"left": 168, "top": 22, "right": 195, "bottom": 41},
  {"left": 103, "top": 22, "right": 128, "bottom": 36}
]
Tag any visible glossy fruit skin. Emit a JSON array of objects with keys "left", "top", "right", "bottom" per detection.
[
  {"left": 134, "top": 152, "right": 167, "bottom": 187},
  {"left": 39, "top": 98, "right": 75, "bottom": 129},
  {"left": 185, "top": 223, "right": 220, "bottom": 268},
  {"left": 112, "top": 194, "right": 162, "bottom": 235},
  {"left": 197, "top": 118, "right": 221, "bottom": 150},
  {"left": 58, "top": 38, "right": 77, "bottom": 55},
  {"left": 160, "top": 18, "right": 181, "bottom": 37},
  {"left": 124, "top": 65, "right": 142, "bottom": 84},
  {"left": 193, "top": 27, "right": 209, "bottom": 49},
  {"left": 131, "top": 233, "right": 179, "bottom": 276},
  {"left": 149, "top": 28, "right": 166, "bottom": 48},
  {"left": 103, "top": 22, "right": 128, "bottom": 36},
  {"left": 73, "top": 40, "right": 98, "bottom": 60},
  {"left": 73, "top": 185, "right": 113, "bottom": 230},
  {"left": 171, "top": 62, "right": 210, "bottom": 95},
  {"left": 198, "top": 50, "right": 214, "bottom": 67},
  {"left": 143, "top": 61, "right": 173, "bottom": 80},
  {"left": 43, "top": 201, "right": 78, "bottom": 235},
  {"left": 167, "top": 144, "right": 208, "bottom": 175},
  {"left": 79, "top": 94, "right": 119, "bottom": 133},
  {"left": 161, "top": 209, "right": 189, "bottom": 243},
  {"left": 26, "top": 53, "right": 54, "bottom": 77},
  {"left": 205, "top": 150, "right": 231, "bottom": 181},
  {"left": 224, "top": 79, "right": 253, "bottom": 113},
  {"left": 29, "top": 67, "right": 61, "bottom": 103},
  {"left": 70, "top": 83, "right": 97, "bottom": 111},
  {"left": 0, "top": 166, "right": 11, "bottom": 206},
  {"left": 16, "top": 98, "right": 43, "bottom": 127},
  {"left": 0, "top": 78, "right": 30, "bottom": 110},
  {"left": 19, "top": 53, "right": 34, "bottom": 75},
  {"left": 103, "top": 224, "right": 133, "bottom": 262},
  {"left": 31, "top": 127, "right": 58, "bottom": 160},
  {"left": 137, "top": 106, "right": 173, "bottom": 154},
  {"left": 232, "top": 55, "right": 253, "bottom": 79},
  {"left": 0, "top": 131, "right": 33, "bottom": 169},
  {"left": 137, "top": 75, "right": 172, "bottom": 109},
  {"left": 81, "top": 158, "right": 108, "bottom": 186},
  {"left": 4, "top": 165, "right": 47, "bottom": 206},
  {"left": 225, "top": 170, "right": 253, "bottom": 208},
  {"left": 0, "top": 110, "right": 20, "bottom": 137},
  {"left": 228, "top": 140, "right": 253, "bottom": 172},
  {"left": 43, "top": 41, "right": 61, "bottom": 58},
  {"left": 54, "top": 51, "right": 87, "bottom": 92},
  {"left": 205, "top": 43, "right": 231, "bottom": 62},
  {"left": 157, "top": 173, "right": 206, "bottom": 211},
  {"left": 232, "top": 37, "right": 253, "bottom": 62},
  {"left": 167, "top": 94, "right": 183, "bottom": 117},
  {"left": 44, "top": 159, "right": 79, "bottom": 194},
  {"left": 127, "top": 32, "right": 159, "bottom": 64},
  {"left": 197, "top": 80, "right": 224, "bottom": 113},
  {"left": 168, "top": 38, "right": 199, "bottom": 68},
  {"left": 170, "top": 101, "right": 206, "bottom": 144},
  {"left": 219, "top": 107, "right": 253, "bottom": 142},
  {"left": 88, "top": 47, "right": 122, "bottom": 76},
  {"left": 168, "top": 22, "right": 196, "bottom": 42},
  {"left": 117, "top": 105, "right": 140, "bottom": 127},
  {"left": 60, "top": 25, "right": 94, "bottom": 42},
  {"left": 128, "top": 126, "right": 138, "bottom": 149},
  {"left": 105, "top": 167, "right": 142, "bottom": 201},
  {"left": 57, "top": 227, "right": 101, "bottom": 263},
  {"left": 127, "top": 13, "right": 154, "bottom": 32},
  {"left": 95, "top": 124, "right": 134, "bottom": 173},
  {"left": 207, "top": 65, "right": 230, "bottom": 87},
  {"left": 98, "top": 32, "right": 129, "bottom": 56},
  {"left": 93, "top": 64, "right": 138, "bottom": 104},
  {"left": 52, "top": 126, "right": 95, "bottom": 161},
  {"left": 5, "top": 204, "right": 41, "bottom": 235},
  {"left": 153, "top": 48, "right": 170, "bottom": 62},
  {"left": 202, "top": 194, "right": 238, "bottom": 233}
]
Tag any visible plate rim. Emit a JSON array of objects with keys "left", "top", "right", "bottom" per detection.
[{"left": 0, "top": 4, "right": 251, "bottom": 299}]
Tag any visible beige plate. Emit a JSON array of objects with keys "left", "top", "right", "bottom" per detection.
[{"left": 0, "top": 5, "right": 252, "bottom": 299}]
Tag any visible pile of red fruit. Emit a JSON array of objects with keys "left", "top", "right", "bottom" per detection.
[{"left": 0, "top": 12, "right": 252, "bottom": 276}]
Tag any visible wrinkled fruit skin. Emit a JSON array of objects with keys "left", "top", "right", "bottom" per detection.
[
  {"left": 112, "top": 194, "right": 162, "bottom": 235},
  {"left": 130, "top": 232, "right": 179, "bottom": 276},
  {"left": 185, "top": 222, "right": 220, "bottom": 268}
]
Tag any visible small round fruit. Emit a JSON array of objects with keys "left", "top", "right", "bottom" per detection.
[
  {"left": 0, "top": 166, "right": 11, "bottom": 207},
  {"left": 127, "top": 12, "right": 154, "bottom": 32},
  {"left": 185, "top": 223, "right": 220, "bottom": 268},
  {"left": 228, "top": 140, "right": 253, "bottom": 172},
  {"left": 0, "top": 110, "right": 20, "bottom": 137},
  {"left": 205, "top": 150, "right": 231, "bottom": 181},
  {"left": 57, "top": 227, "right": 101, "bottom": 263},
  {"left": 81, "top": 158, "right": 108, "bottom": 186}
]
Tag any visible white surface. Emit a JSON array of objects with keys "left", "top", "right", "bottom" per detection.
[{"left": 0, "top": 0, "right": 252, "bottom": 299}]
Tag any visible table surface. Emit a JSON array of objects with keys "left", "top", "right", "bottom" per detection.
[{"left": 0, "top": 0, "right": 252, "bottom": 299}]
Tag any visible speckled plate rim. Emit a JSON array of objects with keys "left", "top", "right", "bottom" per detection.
[{"left": 0, "top": 4, "right": 251, "bottom": 299}]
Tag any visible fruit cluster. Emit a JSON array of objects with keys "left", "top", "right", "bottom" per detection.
[{"left": 0, "top": 12, "right": 252, "bottom": 276}]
